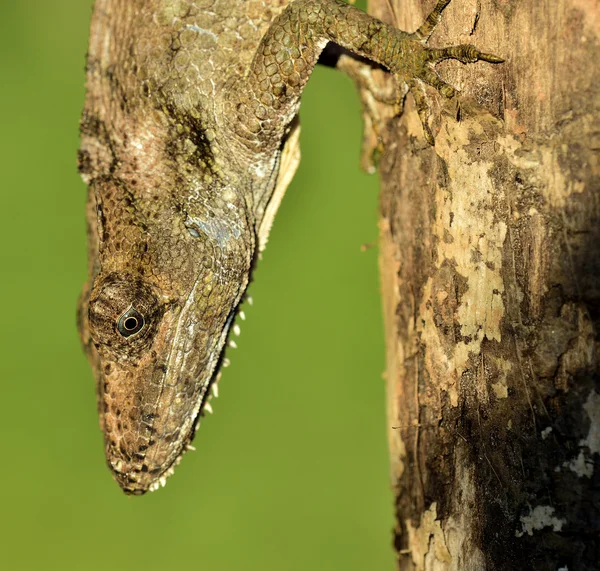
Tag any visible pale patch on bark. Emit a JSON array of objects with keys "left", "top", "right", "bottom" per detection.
[
  {"left": 379, "top": 217, "right": 408, "bottom": 482},
  {"left": 404, "top": 98, "right": 427, "bottom": 140},
  {"left": 405, "top": 448, "right": 485, "bottom": 571},
  {"left": 516, "top": 505, "right": 566, "bottom": 537},
  {"left": 562, "top": 390, "right": 600, "bottom": 478},
  {"left": 416, "top": 118, "right": 507, "bottom": 406},
  {"left": 406, "top": 503, "right": 452, "bottom": 571},
  {"left": 582, "top": 389, "right": 600, "bottom": 455},
  {"left": 491, "top": 381, "right": 508, "bottom": 399},
  {"left": 563, "top": 451, "right": 594, "bottom": 478}
]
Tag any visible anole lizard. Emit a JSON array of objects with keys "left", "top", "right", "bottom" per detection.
[{"left": 78, "top": 0, "right": 502, "bottom": 494}]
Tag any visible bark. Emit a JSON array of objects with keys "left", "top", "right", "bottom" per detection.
[{"left": 369, "top": 0, "right": 600, "bottom": 569}]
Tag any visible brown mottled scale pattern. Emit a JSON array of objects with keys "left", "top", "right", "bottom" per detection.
[{"left": 78, "top": 0, "right": 502, "bottom": 493}]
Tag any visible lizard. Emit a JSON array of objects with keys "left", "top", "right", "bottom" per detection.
[{"left": 77, "top": 0, "right": 503, "bottom": 494}]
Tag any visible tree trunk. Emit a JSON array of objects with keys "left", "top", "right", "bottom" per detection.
[{"left": 369, "top": 0, "right": 600, "bottom": 569}]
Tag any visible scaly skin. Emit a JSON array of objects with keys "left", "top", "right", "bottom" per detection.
[{"left": 78, "top": 0, "right": 502, "bottom": 494}]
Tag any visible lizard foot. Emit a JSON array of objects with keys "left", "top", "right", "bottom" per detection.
[{"left": 394, "top": 0, "right": 504, "bottom": 144}]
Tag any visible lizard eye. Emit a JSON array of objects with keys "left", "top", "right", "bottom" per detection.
[{"left": 117, "top": 307, "right": 145, "bottom": 337}]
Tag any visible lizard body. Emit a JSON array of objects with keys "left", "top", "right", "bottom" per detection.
[{"left": 78, "top": 0, "right": 502, "bottom": 494}]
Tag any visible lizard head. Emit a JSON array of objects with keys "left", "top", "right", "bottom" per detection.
[{"left": 78, "top": 175, "right": 254, "bottom": 494}]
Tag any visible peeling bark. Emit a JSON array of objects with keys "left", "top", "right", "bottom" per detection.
[{"left": 369, "top": 0, "right": 600, "bottom": 569}]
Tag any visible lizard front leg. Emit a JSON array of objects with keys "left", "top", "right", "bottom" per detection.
[{"left": 227, "top": 0, "right": 503, "bottom": 150}]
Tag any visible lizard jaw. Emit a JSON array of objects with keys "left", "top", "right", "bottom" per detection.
[{"left": 104, "top": 298, "right": 245, "bottom": 495}]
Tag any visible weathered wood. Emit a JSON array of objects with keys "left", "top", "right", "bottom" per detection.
[{"left": 370, "top": 0, "right": 600, "bottom": 568}]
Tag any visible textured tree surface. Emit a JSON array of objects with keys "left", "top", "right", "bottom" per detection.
[{"left": 370, "top": 0, "right": 600, "bottom": 569}]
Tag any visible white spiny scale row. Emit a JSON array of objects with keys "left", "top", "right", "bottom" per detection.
[
  {"left": 151, "top": 292, "right": 256, "bottom": 491},
  {"left": 148, "top": 456, "right": 181, "bottom": 492},
  {"left": 228, "top": 291, "right": 253, "bottom": 349}
]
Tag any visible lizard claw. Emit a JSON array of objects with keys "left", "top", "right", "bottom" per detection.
[
  {"left": 427, "top": 44, "right": 505, "bottom": 65},
  {"left": 393, "top": 1, "right": 504, "bottom": 144},
  {"left": 478, "top": 52, "right": 505, "bottom": 64}
]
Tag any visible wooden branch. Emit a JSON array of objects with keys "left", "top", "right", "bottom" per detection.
[{"left": 370, "top": 0, "right": 600, "bottom": 568}]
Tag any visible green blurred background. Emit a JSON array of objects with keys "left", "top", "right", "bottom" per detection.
[{"left": 0, "top": 1, "right": 393, "bottom": 569}]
